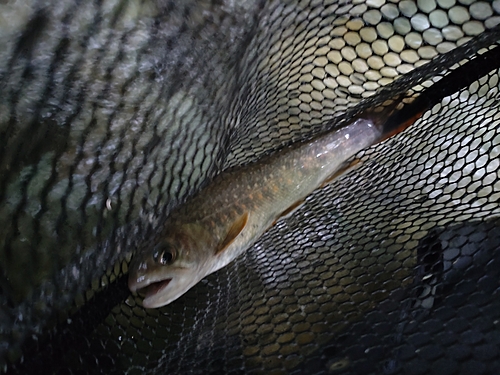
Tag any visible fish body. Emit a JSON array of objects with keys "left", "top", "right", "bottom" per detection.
[{"left": 129, "top": 111, "right": 405, "bottom": 308}]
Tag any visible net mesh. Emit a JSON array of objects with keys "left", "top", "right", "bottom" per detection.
[{"left": 1, "top": 0, "right": 499, "bottom": 374}]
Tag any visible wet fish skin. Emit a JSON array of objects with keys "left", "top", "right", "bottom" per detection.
[{"left": 129, "top": 114, "right": 392, "bottom": 308}]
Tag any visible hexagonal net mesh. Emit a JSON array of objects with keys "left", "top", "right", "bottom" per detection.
[{"left": 1, "top": 0, "right": 499, "bottom": 374}]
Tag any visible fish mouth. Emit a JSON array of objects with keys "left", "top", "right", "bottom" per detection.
[{"left": 137, "top": 278, "right": 172, "bottom": 299}]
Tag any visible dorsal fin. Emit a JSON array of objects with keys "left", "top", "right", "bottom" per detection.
[{"left": 215, "top": 212, "right": 249, "bottom": 255}]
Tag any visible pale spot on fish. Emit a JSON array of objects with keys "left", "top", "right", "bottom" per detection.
[{"left": 316, "top": 153, "right": 322, "bottom": 158}]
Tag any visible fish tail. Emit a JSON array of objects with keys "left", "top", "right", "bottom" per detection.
[
  {"left": 375, "top": 44, "right": 500, "bottom": 143},
  {"left": 377, "top": 94, "right": 430, "bottom": 143}
]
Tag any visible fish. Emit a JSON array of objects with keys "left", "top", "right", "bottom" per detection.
[{"left": 128, "top": 100, "right": 421, "bottom": 308}]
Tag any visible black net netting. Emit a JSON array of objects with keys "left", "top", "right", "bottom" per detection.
[{"left": 1, "top": 0, "right": 500, "bottom": 374}]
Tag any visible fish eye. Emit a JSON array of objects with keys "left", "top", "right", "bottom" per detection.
[{"left": 153, "top": 243, "right": 176, "bottom": 265}]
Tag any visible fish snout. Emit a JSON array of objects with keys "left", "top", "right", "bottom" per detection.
[
  {"left": 128, "top": 271, "right": 145, "bottom": 293},
  {"left": 127, "top": 256, "right": 154, "bottom": 293}
]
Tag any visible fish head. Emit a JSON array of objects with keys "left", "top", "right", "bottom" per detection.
[{"left": 128, "top": 223, "right": 214, "bottom": 308}]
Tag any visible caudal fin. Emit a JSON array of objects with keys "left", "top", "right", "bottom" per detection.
[
  {"left": 376, "top": 44, "right": 500, "bottom": 143},
  {"left": 377, "top": 94, "right": 430, "bottom": 142}
]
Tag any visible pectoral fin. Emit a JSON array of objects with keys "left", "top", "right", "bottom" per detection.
[{"left": 216, "top": 212, "right": 249, "bottom": 255}]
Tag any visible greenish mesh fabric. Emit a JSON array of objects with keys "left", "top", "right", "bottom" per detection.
[{"left": 1, "top": 0, "right": 500, "bottom": 374}]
